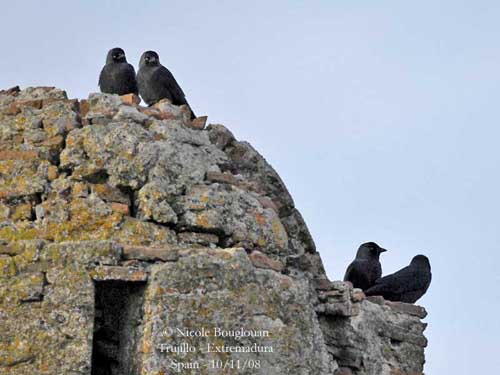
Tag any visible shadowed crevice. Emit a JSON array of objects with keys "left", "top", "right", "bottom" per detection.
[{"left": 91, "top": 280, "right": 146, "bottom": 375}]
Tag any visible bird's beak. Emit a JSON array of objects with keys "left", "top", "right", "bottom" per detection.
[
  {"left": 379, "top": 248, "right": 387, "bottom": 253},
  {"left": 118, "top": 53, "right": 125, "bottom": 59}
]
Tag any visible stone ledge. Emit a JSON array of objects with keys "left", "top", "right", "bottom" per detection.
[
  {"left": 249, "top": 250, "right": 284, "bottom": 272},
  {"left": 366, "top": 296, "right": 428, "bottom": 319},
  {"left": 0, "top": 150, "right": 39, "bottom": 161},
  {"left": 379, "top": 324, "right": 428, "bottom": 348},
  {"left": 189, "top": 116, "right": 207, "bottom": 130},
  {"left": 206, "top": 171, "right": 239, "bottom": 185},
  {"left": 89, "top": 265, "right": 148, "bottom": 282},
  {"left": 0, "top": 86, "right": 20, "bottom": 95},
  {"left": 121, "top": 245, "right": 180, "bottom": 262},
  {"left": 120, "top": 93, "right": 141, "bottom": 106}
]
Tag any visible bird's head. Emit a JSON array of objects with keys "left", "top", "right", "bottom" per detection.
[
  {"left": 106, "top": 48, "right": 127, "bottom": 64},
  {"left": 410, "top": 254, "right": 431, "bottom": 270},
  {"left": 356, "top": 242, "right": 387, "bottom": 259},
  {"left": 140, "top": 51, "right": 160, "bottom": 67}
]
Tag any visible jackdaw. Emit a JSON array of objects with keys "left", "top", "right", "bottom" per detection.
[
  {"left": 137, "top": 50, "right": 195, "bottom": 118},
  {"left": 98, "top": 48, "right": 138, "bottom": 95},
  {"left": 344, "top": 242, "right": 387, "bottom": 291},
  {"left": 365, "top": 254, "right": 432, "bottom": 303}
]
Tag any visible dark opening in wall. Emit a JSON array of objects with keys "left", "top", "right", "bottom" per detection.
[{"left": 91, "top": 281, "right": 146, "bottom": 375}]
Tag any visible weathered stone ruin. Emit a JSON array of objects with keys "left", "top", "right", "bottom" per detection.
[{"left": 0, "top": 86, "right": 428, "bottom": 374}]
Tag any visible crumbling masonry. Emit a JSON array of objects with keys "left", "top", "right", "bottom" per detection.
[{"left": 0, "top": 86, "right": 427, "bottom": 374}]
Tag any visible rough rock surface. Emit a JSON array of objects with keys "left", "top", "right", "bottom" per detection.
[{"left": 0, "top": 87, "right": 427, "bottom": 374}]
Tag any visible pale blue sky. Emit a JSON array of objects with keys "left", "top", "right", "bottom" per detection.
[{"left": 1, "top": 1, "right": 499, "bottom": 373}]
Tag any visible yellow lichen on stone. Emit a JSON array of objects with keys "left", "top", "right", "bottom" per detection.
[
  {"left": 257, "top": 237, "right": 267, "bottom": 247},
  {"left": 142, "top": 325, "right": 153, "bottom": 354},
  {"left": 0, "top": 255, "right": 17, "bottom": 277},
  {"left": 11, "top": 202, "right": 33, "bottom": 221},
  {"left": 0, "top": 224, "right": 40, "bottom": 241},
  {"left": 0, "top": 338, "right": 33, "bottom": 367},
  {"left": 37, "top": 198, "right": 121, "bottom": 242},
  {"left": 72, "top": 182, "right": 88, "bottom": 197},
  {"left": 272, "top": 217, "right": 288, "bottom": 250},
  {"left": 47, "top": 165, "right": 58, "bottom": 181},
  {"left": 195, "top": 213, "right": 211, "bottom": 229},
  {"left": 0, "top": 159, "right": 16, "bottom": 174},
  {"left": 0, "top": 202, "right": 10, "bottom": 219},
  {"left": 14, "top": 115, "right": 26, "bottom": 125},
  {"left": 118, "top": 217, "right": 175, "bottom": 246},
  {"left": 12, "top": 243, "right": 43, "bottom": 273}
]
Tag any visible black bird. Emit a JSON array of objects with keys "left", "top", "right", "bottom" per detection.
[
  {"left": 344, "top": 242, "right": 387, "bottom": 291},
  {"left": 98, "top": 47, "right": 138, "bottom": 95},
  {"left": 137, "top": 50, "right": 195, "bottom": 119},
  {"left": 365, "top": 254, "right": 432, "bottom": 303}
]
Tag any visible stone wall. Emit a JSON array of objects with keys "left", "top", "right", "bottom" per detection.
[{"left": 0, "top": 86, "right": 427, "bottom": 374}]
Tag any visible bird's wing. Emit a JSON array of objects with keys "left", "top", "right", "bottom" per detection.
[
  {"left": 98, "top": 66, "right": 106, "bottom": 87},
  {"left": 124, "top": 64, "right": 138, "bottom": 94},
  {"left": 344, "top": 260, "right": 371, "bottom": 288},
  {"left": 343, "top": 262, "right": 356, "bottom": 282},
  {"left": 154, "top": 66, "right": 187, "bottom": 104},
  {"left": 367, "top": 266, "right": 425, "bottom": 295}
]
